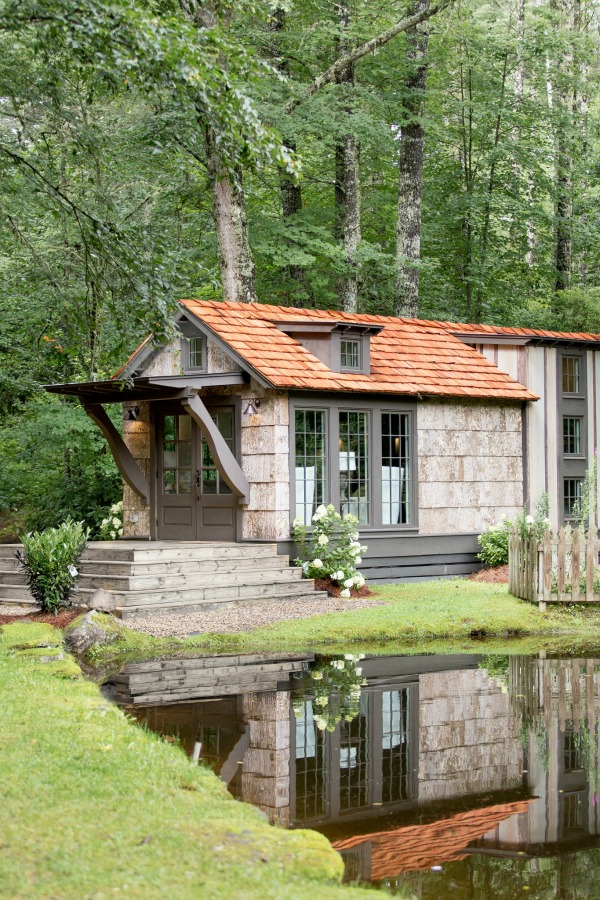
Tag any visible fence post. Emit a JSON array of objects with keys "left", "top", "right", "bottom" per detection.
[
  {"left": 543, "top": 529, "right": 552, "bottom": 607},
  {"left": 586, "top": 532, "right": 595, "bottom": 601},
  {"left": 557, "top": 527, "right": 566, "bottom": 603},
  {"left": 571, "top": 527, "right": 580, "bottom": 603}
]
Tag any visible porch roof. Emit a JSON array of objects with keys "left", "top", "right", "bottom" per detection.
[{"left": 178, "top": 300, "right": 538, "bottom": 401}]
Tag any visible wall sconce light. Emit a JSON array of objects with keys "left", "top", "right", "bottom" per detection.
[
  {"left": 243, "top": 399, "right": 262, "bottom": 415},
  {"left": 124, "top": 406, "right": 140, "bottom": 421}
]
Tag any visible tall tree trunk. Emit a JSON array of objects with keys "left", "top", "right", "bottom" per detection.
[
  {"left": 395, "top": 0, "right": 430, "bottom": 318},
  {"left": 335, "top": 1, "right": 361, "bottom": 312},
  {"left": 183, "top": 0, "right": 257, "bottom": 303},
  {"left": 205, "top": 126, "right": 257, "bottom": 303},
  {"left": 513, "top": 0, "right": 536, "bottom": 268}
]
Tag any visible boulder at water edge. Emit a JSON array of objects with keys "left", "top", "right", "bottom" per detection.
[
  {"left": 64, "top": 610, "right": 125, "bottom": 655},
  {"left": 87, "top": 588, "right": 117, "bottom": 614}
]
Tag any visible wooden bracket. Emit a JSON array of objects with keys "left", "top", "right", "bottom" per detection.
[
  {"left": 83, "top": 403, "right": 150, "bottom": 505},
  {"left": 182, "top": 394, "right": 250, "bottom": 503}
]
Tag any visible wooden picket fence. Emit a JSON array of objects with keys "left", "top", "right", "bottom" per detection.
[{"left": 508, "top": 525, "right": 600, "bottom": 610}]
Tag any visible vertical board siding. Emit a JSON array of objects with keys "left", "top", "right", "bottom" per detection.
[
  {"left": 595, "top": 351, "right": 600, "bottom": 523},
  {"left": 496, "top": 347, "right": 520, "bottom": 382},
  {"left": 546, "top": 349, "right": 558, "bottom": 528},
  {"left": 526, "top": 346, "right": 547, "bottom": 517}
]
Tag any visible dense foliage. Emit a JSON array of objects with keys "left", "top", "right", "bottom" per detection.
[
  {"left": 15, "top": 519, "right": 89, "bottom": 614},
  {"left": 0, "top": 0, "right": 599, "bottom": 529}
]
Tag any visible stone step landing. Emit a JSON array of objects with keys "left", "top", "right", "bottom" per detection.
[{"left": 0, "top": 541, "right": 325, "bottom": 618}]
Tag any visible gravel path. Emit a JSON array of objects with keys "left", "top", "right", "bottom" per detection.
[{"left": 130, "top": 594, "right": 382, "bottom": 638}]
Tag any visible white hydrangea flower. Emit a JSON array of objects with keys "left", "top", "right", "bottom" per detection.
[
  {"left": 350, "top": 532, "right": 359, "bottom": 541},
  {"left": 333, "top": 659, "right": 344, "bottom": 669},
  {"left": 343, "top": 577, "right": 354, "bottom": 588},
  {"left": 354, "top": 557, "right": 362, "bottom": 565},
  {"left": 317, "top": 533, "right": 329, "bottom": 546},
  {"left": 312, "top": 558, "right": 323, "bottom": 568},
  {"left": 332, "top": 570, "right": 345, "bottom": 581},
  {"left": 340, "top": 588, "right": 351, "bottom": 598},
  {"left": 112, "top": 517, "right": 121, "bottom": 527},
  {"left": 355, "top": 668, "right": 363, "bottom": 676},
  {"left": 312, "top": 671, "right": 324, "bottom": 680},
  {"left": 354, "top": 575, "right": 365, "bottom": 587},
  {"left": 525, "top": 514, "right": 534, "bottom": 524},
  {"left": 293, "top": 516, "right": 303, "bottom": 527}
]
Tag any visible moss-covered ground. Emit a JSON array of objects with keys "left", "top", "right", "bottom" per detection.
[
  {"left": 0, "top": 622, "right": 361, "bottom": 899},
  {"left": 91, "top": 581, "right": 600, "bottom": 666}
]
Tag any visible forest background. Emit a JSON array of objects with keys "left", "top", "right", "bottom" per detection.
[{"left": 0, "top": 0, "right": 597, "bottom": 536}]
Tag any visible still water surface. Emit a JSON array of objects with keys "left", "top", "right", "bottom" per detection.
[{"left": 107, "top": 651, "right": 600, "bottom": 897}]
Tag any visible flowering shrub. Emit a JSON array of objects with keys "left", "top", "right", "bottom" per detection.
[
  {"left": 99, "top": 501, "right": 124, "bottom": 540},
  {"left": 293, "top": 504, "right": 367, "bottom": 595},
  {"left": 477, "top": 493, "right": 550, "bottom": 567},
  {"left": 292, "top": 654, "right": 367, "bottom": 732}
]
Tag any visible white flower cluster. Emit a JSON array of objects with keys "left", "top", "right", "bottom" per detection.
[
  {"left": 99, "top": 500, "right": 124, "bottom": 541},
  {"left": 293, "top": 503, "right": 368, "bottom": 599}
]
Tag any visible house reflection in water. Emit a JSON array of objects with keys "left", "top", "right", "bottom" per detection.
[{"left": 112, "top": 652, "right": 600, "bottom": 888}]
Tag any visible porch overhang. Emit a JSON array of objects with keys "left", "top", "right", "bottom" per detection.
[{"left": 45, "top": 372, "right": 248, "bottom": 404}]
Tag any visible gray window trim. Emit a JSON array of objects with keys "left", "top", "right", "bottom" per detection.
[
  {"left": 289, "top": 393, "right": 418, "bottom": 532},
  {"left": 181, "top": 334, "right": 207, "bottom": 374},
  {"left": 558, "top": 349, "right": 587, "bottom": 522}
]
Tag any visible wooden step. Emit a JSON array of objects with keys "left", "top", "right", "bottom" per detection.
[
  {"left": 76, "top": 555, "right": 290, "bottom": 577},
  {"left": 82, "top": 542, "right": 279, "bottom": 563},
  {"left": 117, "top": 587, "right": 329, "bottom": 620},
  {"left": 75, "top": 566, "right": 300, "bottom": 593}
]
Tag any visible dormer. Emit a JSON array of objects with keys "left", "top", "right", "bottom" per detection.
[{"left": 275, "top": 320, "right": 383, "bottom": 374}]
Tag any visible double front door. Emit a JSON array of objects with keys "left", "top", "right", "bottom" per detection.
[{"left": 156, "top": 405, "right": 238, "bottom": 541}]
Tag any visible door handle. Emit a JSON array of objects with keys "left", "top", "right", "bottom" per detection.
[{"left": 195, "top": 469, "right": 201, "bottom": 488}]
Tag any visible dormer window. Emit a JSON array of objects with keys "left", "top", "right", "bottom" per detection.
[
  {"left": 187, "top": 336, "right": 205, "bottom": 371},
  {"left": 275, "top": 320, "right": 383, "bottom": 375},
  {"left": 340, "top": 339, "right": 361, "bottom": 370}
]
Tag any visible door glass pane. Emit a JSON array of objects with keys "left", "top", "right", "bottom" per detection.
[
  {"left": 178, "top": 470, "right": 192, "bottom": 494},
  {"left": 381, "top": 413, "right": 410, "bottom": 525},
  {"left": 203, "top": 469, "right": 217, "bottom": 494},
  {"left": 178, "top": 415, "right": 191, "bottom": 440},
  {"left": 294, "top": 409, "right": 327, "bottom": 525},
  {"left": 201, "top": 409, "right": 235, "bottom": 496},
  {"left": 339, "top": 411, "right": 369, "bottom": 524},
  {"left": 163, "top": 415, "right": 176, "bottom": 441},
  {"left": 179, "top": 441, "right": 192, "bottom": 468},
  {"left": 161, "top": 414, "right": 195, "bottom": 496}
]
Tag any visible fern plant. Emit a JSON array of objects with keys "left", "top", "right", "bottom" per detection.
[{"left": 15, "top": 520, "right": 89, "bottom": 615}]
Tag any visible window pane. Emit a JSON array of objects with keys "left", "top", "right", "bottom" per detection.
[
  {"left": 341, "top": 339, "right": 360, "bottom": 369},
  {"left": 203, "top": 469, "right": 217, "bottom": 494},
  {"left": 563, "top": 417, "right": 581, "bottom": 456},
  {"left": 178, "top": 414, "right": 191, "bottom": 440},
  {"left": 562, "top": 356, "right": 580, "bottom": 394},
  {"left": 564, "top": 478, "right": 582, "bottom": 518},
  {"left": 178, "top": 470, "right": 192, "bottom": 494},
  {"left": 163, "top": 469, "right": 176, "bottom": 494},
  {"left": 163, "top": 415, "right": 176, "bottom": 441},
  {"left": 381, "top": 412, "right": 410, "bottom": 525},
  {"left": 294, "top": 409, "right": 327, "bottom": 525},
  {"left": 188, "top": 336, "right": 204, "bottom": 369},
  {"left": 178, "top": 441, "right": 192, "bottom": 468},
  {"left": 163, "top": 448, "right": 177, "bottom": 468},
  {"left": 339, "top": 411, "right": 369, "bottom": 524}
]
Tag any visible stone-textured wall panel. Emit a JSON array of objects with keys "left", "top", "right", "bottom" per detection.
[
  {"left": 207, "top": 339, "right": 242, "bottom": 374},
  {"left": 144, "top": 344, "right": 181, "bottom": 377},
  {"left": 121, "top": 401, "right": 151, "bottom": 539},
  {"left": 418, "top": 668, "right": 522, "bottom": 803},
  {"left": 418, "top": 400, "right": 523, "bottom": 535}
]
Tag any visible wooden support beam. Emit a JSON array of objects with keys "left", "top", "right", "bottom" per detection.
[
  {"left": 83, "top": 403, "right": 150, "bottom": 505},
  {"left": 182, "top": 394, "right": 250, "bottom": 504}
]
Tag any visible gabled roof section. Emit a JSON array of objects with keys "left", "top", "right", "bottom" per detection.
[{"left": 179, "top": 299, "right": 538, "bottom": 401}]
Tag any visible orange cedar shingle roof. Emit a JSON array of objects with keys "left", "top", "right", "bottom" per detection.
[
  {"left": 332, "top": 799, "right": 531, "bottom": 879},
  {"left": 180, "top": 299, "right": 537, "bottom": 401},
  {"left": 430, "top": 319, "right": 600, "bottom": 341}
]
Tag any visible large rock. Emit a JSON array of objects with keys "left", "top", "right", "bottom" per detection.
[
  {"left": 64, "top": 610, "right": 125, "bottom": 655},
  {"left": 87, "top": 588, "right": 117, "bottom": 614}
]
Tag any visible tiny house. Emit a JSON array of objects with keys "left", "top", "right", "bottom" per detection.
[{"left": 47, "top": 301, "right": 600, "bottom": 583}]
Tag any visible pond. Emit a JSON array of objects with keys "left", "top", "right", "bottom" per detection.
[{"left": 105, "top": 650, "right": 600, "bottom": 897}]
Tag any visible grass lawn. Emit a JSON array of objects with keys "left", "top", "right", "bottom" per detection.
[
  {"left": 0, "top": 624, "right": 361, "bottom": 899},
  {"left": 90, "top": 580, "right": 600, "bottom": 666}
]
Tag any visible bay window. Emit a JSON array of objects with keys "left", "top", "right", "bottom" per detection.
[{"left": 291, "top": 399, "right": 416, "bottom": 529}]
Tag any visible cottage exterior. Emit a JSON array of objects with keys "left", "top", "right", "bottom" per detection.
[{"left": 47, "top": 300, "right": 600, "bottom": 582}]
